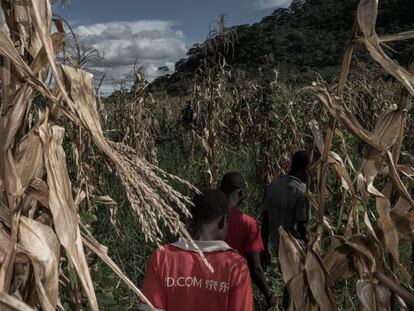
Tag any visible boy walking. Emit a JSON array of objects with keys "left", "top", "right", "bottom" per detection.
[
  {"left": 220, "top": 172, "right": 276, "bottom": 308},
  {"left": 139, "top": 189, "right": 254, "bottom": 311}
]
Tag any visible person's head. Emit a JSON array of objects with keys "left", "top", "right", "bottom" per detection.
[
  {"left": 289, "top": 150, "right": 309, "bottom": 183},
  {"left": 190, "top": 189, "right": 229, "bottom": 240},
  {"left": 219, "top": 172, "right": 245, "bottom": 207}
]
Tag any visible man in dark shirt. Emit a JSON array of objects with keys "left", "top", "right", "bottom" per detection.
[{"left": 261, "top": 151, "right": 310, "bottom": 309}]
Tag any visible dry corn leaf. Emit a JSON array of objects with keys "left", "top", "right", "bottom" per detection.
[
  {"left": 391, "top": 209, "right": 414, "bottom": 241},
  {"left": 278, "top": 227, "right": 305, "bottom": 285},
  {"left": 305, "top": 245, "right": 337, "bottom": 311},
  {"left": 374, "top": 272, "right": 414, "bottom": 309},
  {"left": 375, "top": 196, "right": 400, "bottom": 263},
  {"left": 25, "top": 178, "right": 49, "bottom": 209},
  {"left": 386, "top": 151, "right": 414, "bottom": 206},
  {"left": 0, "top": 22, "right": 53, "bottom": 99},
  {"left": 30, "top": 32, "right": 65, "bottom": 75},
  {"left": 313, "top": 87, "right": 386, "bottom": 151},
  {"left": 380, "top": 30, "right": 414, "bottom": 42},
  {"left": 0, "top": 292, "right": 34, "bottom": 311},
  {"left": 323, "top": 238, "right": 357, "bottom": 282},
  {"left": 19, "top": 216, "right": 59, "bottom": 309},
  {"left": 344, "top": 236, "right": 377, "bottom": 277},
  {"left": 0, "top": 229, "right": 28, "bottom": 265},
  {"left": 356, "top": 280, "right": 391, "bottom": 311},
  {"left": 357, "top": 0, "right": 414, "bottom": 96},
  {"left": 308, "top": 120, "right": 325, "bottom": 154},
  {"left": 286, "top": 271, "right": 310, "bottom": 311},
  {"left": 0, "top": 227, "right": 53, "bottom": 310},
  {"left": 309, "top": 119, "right": 355, "bottom": 194},
  {"left": 39, "top": 125, "right": 98, "bottom": 311},
  {"left": 93, "top": 195, "right": 118, "bottom": 227},
  {"left": 329, "top": 151, "right": 355, "bottom": 194},
  {"left": 29, "top": 0, "right": 70, "bottom": 103},
  {"left": 15, "top": 131, "right": 43, "bottom": 191}
]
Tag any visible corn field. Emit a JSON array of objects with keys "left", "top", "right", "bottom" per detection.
[
  {"left": 0, "top": 0, "right": 414, "bottom": 310},
  {"left": 0, "top": 0, "right": 197, "bottom": 310}
]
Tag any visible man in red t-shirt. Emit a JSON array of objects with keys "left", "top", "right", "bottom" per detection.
[
  {"left": 139, "top": 189, "right": 254, "bottom": 311},
  {"left": 219, "top": 172, "right": 276, "bottom": 308}
]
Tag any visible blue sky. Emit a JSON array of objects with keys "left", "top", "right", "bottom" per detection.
[{"left": 54, "top": 0, "right": 292, "bottom": 94}]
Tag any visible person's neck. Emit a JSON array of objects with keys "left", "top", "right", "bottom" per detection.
[
  {"left": 192, "top": 227, "right": 220, "bottom": 241},
  {"left": 228, "top": 198, "right": 239, "bottom": 208},
  {"left": 289, "top": 170, "right": 306, "bottom": 183}
]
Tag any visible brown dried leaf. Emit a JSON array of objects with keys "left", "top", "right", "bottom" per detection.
[
  {"left": 391, "top": 199, "right": 414, "bottom": 241},
  {"left": 0, "top": 292, "right": 34, "bottom": 311},
  {"left": 323, "top": 238, "right": 357, "bottom": 282},
  {"left": 380, "top": 30, "right": 414, "bottom": 42},
  {"left": 356, "top": 280, "right": 391, "bottom": 311},
  {"left": 305, "top": 246, "right": 337, "bottom": 311},
  {"left": 375, "top": 196, "right": 400, "bottom": 263},
  {"left": 0, "top": 23, "right": 53, "bottom": 99},
  {"left": 386, "top": 151, "right": 414, "bottom": 206},
  {"left": 286, "top": 271, "right": 310, "bottom": 311},
  {"left": 39, "top": 125, "right": 98, "bottom": 311},
  {"left": 29, "top": 0, "right": 70, "bottom": 102},
  {"left": 308, "top": 120, "right": 324, "bottom": 154},
  {"left": 93, "top": 195, "right": 118, "bottom": 227},
  {"left": 19, "top": 217, "right": 59, "bottom": 308},
  {"left": 16, "top": 131, "right": 43, "bottom": 190},
  {"left": 278, "top": 227, "right": 305, "bottom": 285},
  {"left": 357, "top": 0, "right": 414, "bottom": 95}
]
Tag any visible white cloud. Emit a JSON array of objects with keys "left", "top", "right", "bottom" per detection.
[
  {"left": 73, "top": 20, "right": 189, "bottom": 95},
  {"left": 255, "top": 0, "right": 292, "bottom": 10}
]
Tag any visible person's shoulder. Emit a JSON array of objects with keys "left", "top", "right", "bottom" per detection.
[
  {"left": 222, "top": 249, "right": 248, "bottom": 264},
  {"left": 239, "top": 210, "right": 259, "bottom": 226},
  {"left": 231, "top": 207, "right": 257, "bottom": 225},
  {"left": 229, "top": 206, "right": 242, "bottom": 216},
  {"left": 268, "top": 175, "right": 289, "bottom": 187},
  {"left": 150, "top": 244, "right": 180, "bottom": 258},
  {"left": 287, "top": 176, "right": 306, "bottom": 192},
  {"left": 223, "top": 250, "right": 250, "bottom": 275}
]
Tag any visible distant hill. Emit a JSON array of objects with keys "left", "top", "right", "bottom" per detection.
[{"left": 150, "top": 0, "right": 414, "bottom": 95}]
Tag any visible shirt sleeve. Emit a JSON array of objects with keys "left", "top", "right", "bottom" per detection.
[
  {"left": 140, "top": 249, "right": 167, "bottom": 310},
  {"left": 228, "top": 257, "right": 254, "bottom": 311},
  {"left": 295, "top": 193, "right": 309, "bottom": 222},
  {"left": 245, "top": 218, "right": 265, "bottom": 253}
]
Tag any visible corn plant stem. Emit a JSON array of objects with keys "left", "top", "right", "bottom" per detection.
[
  {"left": 336, "top": 189, "right": 347, "bottom": 229},
  {"left": 318, "top": 118, "right": 337, "bottom": 228},
  {"left": 374, "top": 271, "right": 414, "bottom": 309},
  {"left": 0, "top": 57, "right": 10, "bottom": 109},
  {"left": 412, "top": 241, "right": 414, "bottom": 289},
  {"left": 0, "top": 203, "right": 20, "bottom": 292},
  {"left": 337, "top": 18, "right": 359, "bottom": 97}
]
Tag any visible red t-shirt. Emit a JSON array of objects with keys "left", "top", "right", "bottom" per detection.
[
  {"left": 140, "top": 239, "right": 254, "bottom": 311},
  {"left": 225, "top": 207, "right": 265, "bottom": 257}
]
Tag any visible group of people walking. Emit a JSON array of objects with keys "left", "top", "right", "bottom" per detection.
[{"left": 139, "top": 151, "right": 310, "bottom": 311}]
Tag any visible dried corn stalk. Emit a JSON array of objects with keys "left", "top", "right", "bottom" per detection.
[
  {"left": 279, "top": 0, "right": 414, "bottom": 310},
  {"left": 0, "top": 1, "right": 198, "bottom": 309}
]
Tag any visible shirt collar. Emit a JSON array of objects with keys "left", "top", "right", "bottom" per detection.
[
  {"left": 171, "top": 238, "right": 236, "bottom": 253},
  {"left": 287, "top": 174, "right": 305, "bottom": 185}
]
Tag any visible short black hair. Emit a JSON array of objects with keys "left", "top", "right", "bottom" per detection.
[
  {"left": 191, "top": 189, "right": 229, "bottom": 226},
  {"left": 290, "top": 150, "right": 309, "bottom": 172},
  {"left": 219, "top": 172, "right": 245, "bottom": 195}
]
